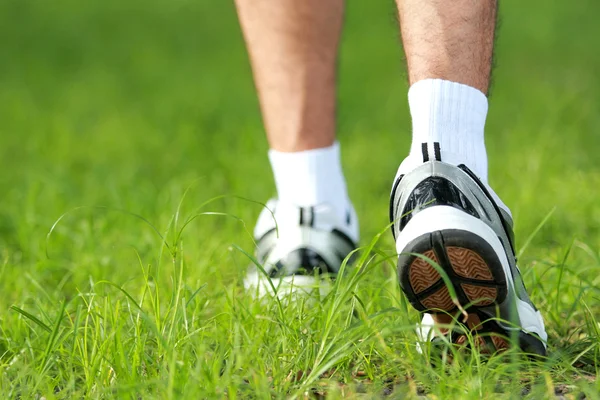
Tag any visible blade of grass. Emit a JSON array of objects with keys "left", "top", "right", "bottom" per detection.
[{"left": 9, "top": 306, "right": 52, "bottom": 333}]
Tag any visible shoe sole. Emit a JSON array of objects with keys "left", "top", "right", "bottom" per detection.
[
  {"left": 398, "top": 229, "right": 508, "bottom": 314},
  {"left": 396, "top": 206, "right": 547, "bottom": 355},
  {"left": 399, "top": 229, "right": 513, "bottom": 352}
]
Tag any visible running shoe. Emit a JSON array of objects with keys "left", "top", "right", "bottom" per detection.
[
  {"left": 390, "top": 150, "right": 547, "bottom": 355},
  {"left": 244, "top": 199, "right": 359, "bottom": 298}
]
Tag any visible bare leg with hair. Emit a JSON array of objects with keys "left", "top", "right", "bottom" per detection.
[
  {"left": 392, "top": 1, "right": 547, "bottom": 354},
  {"left": 397, "top": 0, "right": 497, "bottom": 94},
  {"left": 236, "top": 0, "right": 351, "bottom": 219},
  {"left": 396, "top": 0, "right": 498, "bottom": 329},
  {"left": 236, "top": 0, "right": 359, "bottom": 297},
  {"left": 235, "top": 0, "right": 344, "bottom": 152}
]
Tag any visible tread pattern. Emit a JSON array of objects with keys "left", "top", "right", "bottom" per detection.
[
  {"left": 435, "top": 312, "right": 509, "bottom": 353},
  {"left": 455, "top": 335, "right": 467, "bottom": 345},
  {"left": 408, "top": 250, "right": 439, "bottom": 293},
  {"left": 447, "top": 247, "right": 493, "bottom": 280},
  {"left": 452, "top": 333, "right": 507, "bottom": 353},
  {"left": 420, "top": 286, "right": 454, "bottom": 311},
  {"left": 461, "top": 284, "right": 497, "bottom": 306},
  {"left": 397, "top": 229, "right": 537, "bottom": 354},
  {"left": 400, "top": 230, "right": 507, "bottom": 314},
  {"left": 454, "top": 335, "right": 486, "bottom": 348},
  {"left": 491, "top": 335, "right": 509, "bottom": 351}
]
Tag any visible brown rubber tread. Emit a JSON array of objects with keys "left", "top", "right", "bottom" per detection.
[
  {"left": 420, "top": 286, "right": 455, "bottom": 311},
  {"left": 459, "top": 335, "right": 487, "bottom": 349},
  {"left": 491, "top": 335, "right": 509, "bottom": 351},
  {"left": 446, "top": 247, "right": 493, "bottom": 280},
  {"left": 433, "top": 312, "right": 511, "bottom": 354},
  {"left": 466, "top": 313, "right": 482, "bottom": 330},
  {"left": 461, "top": 284, "right": 497, "bottom": 306},
  {"left": 432, "top": 312, "right": 482, "bottom": 330},
  {"left": 445, "top": 333, "right": 510, "bottom": 354},
  {"left": 447, "top": 332, "right": 509, "bottom": 353},
  {"left": 474, "top": 336, "right": 487, "bottom": 349},
  {"left": 455, "top": 335, "right": 467, "bottom": 346},
  {"left": 408, "top": 250, "right": 440, "bottom": 294}
]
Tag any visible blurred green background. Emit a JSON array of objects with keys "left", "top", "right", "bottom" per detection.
[
  {"left": 1, "top": 0, "right": 599, "bottom": 276},
  {"left": 0, "top": 0, "right": 599, "bottom": 396}
]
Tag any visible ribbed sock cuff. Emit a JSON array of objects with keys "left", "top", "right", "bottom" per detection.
[
  {"left": 400, "top": 79, "right": 489, "bottom": 183},
  {"left": 268, "top": 142, "right": 349, "bottom": 217}
]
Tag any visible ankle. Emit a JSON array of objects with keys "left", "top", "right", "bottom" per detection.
[
  {"left": 268, "top": 141, "right": 351, "bottom": 221},
  {"left": 399, "top": 79, "right": 489, "bottom": 183}
]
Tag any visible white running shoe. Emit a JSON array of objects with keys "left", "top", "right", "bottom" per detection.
[
  {"left": 390, "top": 157, "right": 548, "bottom": 355},
  {"left": 244, "top": 199, "right": 359, "bottom": 298}
]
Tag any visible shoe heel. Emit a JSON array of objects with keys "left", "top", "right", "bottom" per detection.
[{"left": 396, "top": 206, "right": 509, "bottom": 313}]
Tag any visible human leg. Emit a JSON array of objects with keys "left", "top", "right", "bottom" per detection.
[
  {"left": 396, "top": 0, "right": 497, "bottom": 184},
  {"left": 235, "top": 0, "right": 343, "bottom": 152},
  {"left": 398, "top": 0, "right": 496, "bottom": 94},
  {"left": 391, "top": 0, "right": 547, "bottom": 354},
  {"left": 235, "top": 0, "right": 357, "bottom": 295}
]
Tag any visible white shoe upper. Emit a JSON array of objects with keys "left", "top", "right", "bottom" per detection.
[
  {"left": 245, "top": 199, "right": 359, "bottom": 295},
  {"left": 391, "top": 161, "right": 548, "bottom": 352},
  {"left": 253, "top": 199, "right": 359, "bottom": 250}
]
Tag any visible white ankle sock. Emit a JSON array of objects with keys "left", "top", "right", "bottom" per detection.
[
  {"left": 397, "top": 79, "right": 489, "bottom": 183},
  {"left": 268, "top": 141, "right": 350, "bottom": 220}
]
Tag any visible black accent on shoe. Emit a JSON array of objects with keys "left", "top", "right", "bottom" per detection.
[
  {"left": 469, "top": 312, "right": 547, "bottom": 357},
  {"left": 389, "top": 175, "right": 404, "bottom": 240},
  {"left": 458, "top": 164, "right": 517, "bottom": 257},
  {"left": 421, "top": 143, "right": 429, "bottom": 162},
  {"left": 255, "top": 213, "right": 357, "bottom": 279},
  {"left": 309, "top": 206, "right": 315, "bottom": 227},
  {"left": 433, "top": 142, "right": 442, "bottom": 161},
  {"left": 256, "top": 227, "right": 276, "bottom": 243},
  {"left": 255, "top": 228, "right": 277, "bottom": 262},
  {"left": 269, "top": 247, "right": 332, "bottom": 277},
  {"left": 299, "top": 208, "right": 305, "bottom": 226},
  {"left": 457, "top": 164, "right": 536, "bottom": 311},
  {"left": 518, "top": 330, "right": 548, "bottom": 357},
  {"left": 400, "top": 177, "right": 480, "bottom": 231},
  {"left": 428, "top": 311, "right": 547, "bottom": 357},
  {"left": 331, "top": 228, "right": 358, "bottom": 251}
]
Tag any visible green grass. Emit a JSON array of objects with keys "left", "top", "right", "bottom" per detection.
[{"left": 1, "top": 0, "right": 600, "bottom": 398}]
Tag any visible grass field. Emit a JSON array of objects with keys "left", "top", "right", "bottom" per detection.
[{"left": 1, "top": 0, "right": 600, "bottom": 398}]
